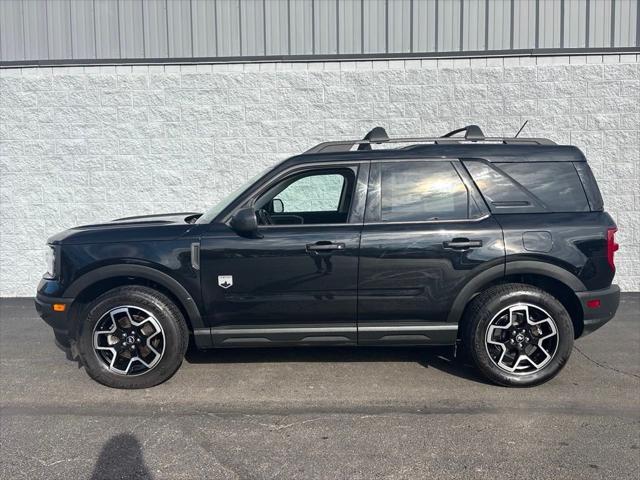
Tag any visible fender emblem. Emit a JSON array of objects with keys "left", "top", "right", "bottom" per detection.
[{"left": 218, "top": 275, "right": 233, "bottom": 289}]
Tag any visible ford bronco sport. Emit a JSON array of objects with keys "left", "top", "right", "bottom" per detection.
[{"left": 36, "top": 125, "right": 620, "bottom": 389}]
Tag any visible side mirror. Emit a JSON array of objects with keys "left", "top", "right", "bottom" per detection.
[
  {"left": 272, "top": 198, "right": 284, "bottom": 213},
  {"left": 230, "top": 208, "right": 261, "bottom": 238}
]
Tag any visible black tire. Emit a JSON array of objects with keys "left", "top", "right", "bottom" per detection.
[
  {"left": 77, "top": 286, "right": 189, "bottom": 389},
  {"left": 462, "top": 283, "right": 574, "bottom": 387}
]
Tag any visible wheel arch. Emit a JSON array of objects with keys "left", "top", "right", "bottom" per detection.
[
  {"left": 64, "top": 264, "right": 205, "bottom": 338},
  {"left": 449, "top": 261, "right": 586, "bottom": 338}
]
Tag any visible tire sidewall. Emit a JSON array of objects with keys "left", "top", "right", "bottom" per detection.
[
  {"left": 77, "top": 287, "right": 187, "bottom": 389},
  {"left": 470, "top": 287, "right": 574, "bottom": 387}
]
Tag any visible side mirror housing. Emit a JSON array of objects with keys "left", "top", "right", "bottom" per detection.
[{"left": 230, "top": 208, "right": 261, "bottom": 238}]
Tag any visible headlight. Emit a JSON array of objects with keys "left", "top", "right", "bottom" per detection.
[{"left": 45, "top": 245, "right": 56, "bottom": 278}]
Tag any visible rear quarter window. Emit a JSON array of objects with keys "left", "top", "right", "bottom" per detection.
[{"left": 464, "top": 160, "right": 590, "bottom": 213}]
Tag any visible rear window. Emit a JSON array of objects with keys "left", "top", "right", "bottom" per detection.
[{"left": 464, "top": 160, "right": 590, "bottom": 213}]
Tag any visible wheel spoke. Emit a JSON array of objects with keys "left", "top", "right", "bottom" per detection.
[
  {"left": 93, "top": 306, "right": 165, "bottom": 377},
  {"left": 485, "top": 303, "right": 559, "bottom": 376}
]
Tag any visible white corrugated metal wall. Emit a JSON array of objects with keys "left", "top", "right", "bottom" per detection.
[{"left": 1, "top": 0, "right": 638, "bottom": 64}]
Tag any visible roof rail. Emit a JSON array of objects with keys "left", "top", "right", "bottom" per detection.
[
  {"left": 441, "top": 125, "right": 485, "bottom": 140},
  {"left": 304, "top": 125, "right": 556, "bottom": 154}
]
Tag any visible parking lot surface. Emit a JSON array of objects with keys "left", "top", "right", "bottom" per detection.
[{"left": 1, "top": 294, "right": 639, "bottom": 479}]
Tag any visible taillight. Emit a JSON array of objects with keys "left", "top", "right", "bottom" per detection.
[{"left": 606, "top": 227, "right": 619, "bottom": 270}]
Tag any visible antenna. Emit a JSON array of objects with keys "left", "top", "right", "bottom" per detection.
[{"left": 515, "top": 120, "right": 528, "bottom": 138}]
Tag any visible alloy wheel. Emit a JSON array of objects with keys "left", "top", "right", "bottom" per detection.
[
  {"left": 485, "top": 303, "right": 559, "bottom": 375},
  {"left": 92, "top": 306, "right": 165, "bottom": 376}
]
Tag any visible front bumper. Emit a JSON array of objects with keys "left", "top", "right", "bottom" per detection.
[
  {"left": 576, "top": 284, "right": 620, "bottom": 336},
  {"left": 35, "top": 292, "right": 73, "bottom": 343}
]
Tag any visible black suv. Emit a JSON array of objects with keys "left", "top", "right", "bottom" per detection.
[{"left": 36, "top": 125, "right": 620, "bottom": 389}]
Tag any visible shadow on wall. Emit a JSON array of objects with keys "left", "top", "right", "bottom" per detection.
[{"left": 91, "top": 433, "right": 153, "bottom": 480}]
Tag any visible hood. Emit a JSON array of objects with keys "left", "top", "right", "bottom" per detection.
[
  {"left": 109, "top": 212, "right": 202, "bottom": 225},
  {"left": 48, "top": 212, "right": 203, "bottom": 245}
]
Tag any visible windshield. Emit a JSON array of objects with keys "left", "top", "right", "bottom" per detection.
[{"left": 196, "top": 167, "right": 273, "bottom": 224}]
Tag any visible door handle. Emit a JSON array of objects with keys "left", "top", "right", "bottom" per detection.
[
  {"left": 443, "top": 238, "right": 483, "bottom": 250},
  {"left": 306, "top": 242, "right": 346, "bottom": 252}
]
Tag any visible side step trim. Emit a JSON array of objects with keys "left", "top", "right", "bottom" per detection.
[{"left": 359, "top": 325, "right": 458, "bottom": 332}]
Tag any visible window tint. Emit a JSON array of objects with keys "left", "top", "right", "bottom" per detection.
[
  {"left": 463, "top": 161, "right": 535, "bottom": 209},
  {"left": 464, "top": 160, "right": 590, "bottom": 213},
  {"left": 496, "top": 162, "right": 589, "bottom": 212},
  {"left": 275, "top": 173, "right": 346, "bottom": 212},
  {"left": 379, "top": 161, "right": 470, "bottom": 222}
]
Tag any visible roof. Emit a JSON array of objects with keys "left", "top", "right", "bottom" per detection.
[
  {"left": 289, "top": 144, "right": 586, "bottom": 165},
  {"left": 288, "top": 126, "right": 586, "bottom": 165}
]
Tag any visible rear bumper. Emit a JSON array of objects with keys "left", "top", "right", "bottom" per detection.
[{"left": 576, "top": 284, "right": 620, "bottom": 336}]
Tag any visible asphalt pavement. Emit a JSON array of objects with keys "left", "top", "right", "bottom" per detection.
[{"left": 1, "top": 294, "right": 639, "bottom": 479}]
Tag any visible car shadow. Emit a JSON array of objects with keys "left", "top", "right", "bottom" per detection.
[{"left": 185, "top": 345, "right": 490, "bottom": 385}]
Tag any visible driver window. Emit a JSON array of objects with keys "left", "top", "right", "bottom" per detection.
[
  {"left": 256, "top": 168, "right": 356, "bottom": 226},
  {"left": 276, "top": 174, "right": 345, "bottom": 213}
]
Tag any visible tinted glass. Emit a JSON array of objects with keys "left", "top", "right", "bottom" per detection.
[
  {"left": 496, "top": 162, "right": 589, "bottom": 212},
  {"left": 379, "top": 161, "right": 469, "bottom": 222},
  {"left": 463, "top": 161, "right": 535, "bottom": 210},
  {"left": 464, "top": 160, "right": 590, "bottom": 213},
  {"left": 275, "top": 173, "right": 346, "bottom": 212}
]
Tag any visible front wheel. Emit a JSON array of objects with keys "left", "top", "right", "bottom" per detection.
[
  {"left": 77, "top": 286, "right": 189, "bottom": 389},
  {"left": 463, "top": 284, "right": 574, "bottom": 387}
]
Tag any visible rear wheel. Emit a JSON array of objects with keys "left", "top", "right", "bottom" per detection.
[
  {"left": 77, "top": 286, "right": 188, "bottom": 389},
  {"left": 463, "top": 283, "right": 574, "bottom": 387}
]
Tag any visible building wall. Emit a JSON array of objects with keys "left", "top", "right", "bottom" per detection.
[
  {"left": 1, "top": 53, "right": 638, "bottom": 296},
  {"left": 1, "top": 0, "right": 638, "bottom": 64}
]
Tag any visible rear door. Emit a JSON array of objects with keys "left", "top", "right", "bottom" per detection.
[{"left": 357, "top": 158, "right": 505, "bottom": 345}]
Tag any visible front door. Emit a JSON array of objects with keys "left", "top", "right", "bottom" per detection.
[
  {"left": 200, "top": 162, "right": 368, "bottom": 346},
  {"left": 357, "top": 159, "right": 505, "bottom": 345}
]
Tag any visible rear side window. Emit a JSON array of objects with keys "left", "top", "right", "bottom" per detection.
[
  {"left": 378, "top": 161, "right": 472, "bottom": 222},
  {"left": 464, "top": 160, "right": 590, "bottom": 213}
]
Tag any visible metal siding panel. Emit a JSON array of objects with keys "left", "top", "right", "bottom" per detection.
[
  {"left": 71, "top": 0, "right": 96, "bottom": 59},
  {"left": 589, "top": 0, "right": 612, "bottom": 47},
  {"left": 463, "top": 0, "right": 486, "bottom": 51},
  {"left": 216, "top": 0, "right": 241, "bottom": 56},
  {"left": 363, "top": 0, "right": 385, "bottom": 53},
  {"left": 264, "top": 0, "right": 288, "bottom": 55},
  {"left": 512, "top": 0, "right": 536, "bottom": 49},
  {"left": 388, "top": 0, "right": 411, "bottom": 53},
  {"left": 22, "top": 0, "right": 48, "bottom": 60},
  {"left": 94, "top": 0, "right": 120, "bottom": 58},
  {"left": 614, "top": 0, "right": 637, "bottom": 47},
  {"left": 564, "top": 0, "right": 586, "bottom": 48},
  {"left": 47, "top": 0, "right": 73, "bottom": 59},
  {"left": 438, "top": 0, "right": 461, "bottom": 51},
  {"left": 240, "top": 0, "right": 264, "bottom": 56},
  {"left": 0, "top": 0, "right": 25, "bottom": 61},
  {"left": 191, "top": 0, "right": 217, "bottom": 57},
  {"left": 119, "top": 0, "right": 144, "bottom": 58},
  {"left": 487, "top": 0, "right": 510, "bottom": 50},
  {"left": 314, "top": 0, "right": 337, "bottom": 54},
  {"left": 413, "top": 0, "right": 436, "bottom": 52},
  {"left": 290, "top": 0, "right": 313, "bottom": 55},
  {"left": 143, "top": 0, "right": 168, "bottom": 58},
  {"left": 167, "top": 0, "right": 192, "bottom": 57},
  {"left": 538, "top": 0, "right": 561, "bottom": 48},
  {"left": 338, "top": 0, "right": 361, "bottom": 54}
]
